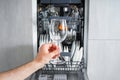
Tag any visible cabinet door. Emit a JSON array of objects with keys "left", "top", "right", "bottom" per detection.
[
  {"left": 88, "top": 0, "right": 120, "bottom": 80},
  {"left": 88, "top": 40, "right": 120, "bottom": 80},
  {"left": 89, "top": 0, "right": 120, "bottom": 40},
  {"left": 0, "top": 0, "right": 34, "bottom": 71}
]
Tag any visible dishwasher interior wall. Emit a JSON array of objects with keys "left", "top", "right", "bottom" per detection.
[{"left": 31, "top": 0, "right": 89, "bottom": 80}]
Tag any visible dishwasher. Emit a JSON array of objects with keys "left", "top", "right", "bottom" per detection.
[{"left": 31, "top": 0, "right": 89, "bottom": 80}]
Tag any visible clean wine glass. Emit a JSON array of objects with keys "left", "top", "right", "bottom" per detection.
[{"left": 49, "top": 19, "right": 68, "bottom": 64}]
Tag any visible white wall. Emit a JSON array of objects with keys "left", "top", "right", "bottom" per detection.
[
  {"left": 0, "top": 0, "right": 33, "bottom": 72},
  {"left": 88, "top": 0, "right": 120, "bottom": 80}
]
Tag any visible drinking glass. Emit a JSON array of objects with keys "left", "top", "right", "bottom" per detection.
[{"left": 49, "top": 19, "right": 68, "bottom": 64}]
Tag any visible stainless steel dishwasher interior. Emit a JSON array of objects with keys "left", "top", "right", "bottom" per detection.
[{"left": 32, "top": 0, "right": 89, "bottom": 80}]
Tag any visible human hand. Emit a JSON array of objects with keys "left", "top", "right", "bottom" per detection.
[{"left": 34, "top": 43, "right": 60, "bottom": 66}]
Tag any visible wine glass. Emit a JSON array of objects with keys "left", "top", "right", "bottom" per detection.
[{"left": 49, "top": 19, "right": 68, "bottom": 64}]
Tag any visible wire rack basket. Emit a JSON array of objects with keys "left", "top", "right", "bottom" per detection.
[{"left": 39, "top": 61, "right": 84, "bottom": 74}]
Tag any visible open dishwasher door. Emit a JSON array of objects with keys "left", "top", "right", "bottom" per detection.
[{"left": 31, "top": 0, "right": 89, "bottom": 80}]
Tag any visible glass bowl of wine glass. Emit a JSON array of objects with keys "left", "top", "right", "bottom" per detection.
[{"left": 49, "top": 18, "right": 68, "bottom": 64}]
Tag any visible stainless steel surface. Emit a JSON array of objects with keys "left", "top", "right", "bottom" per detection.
[
  {"left": 81, "top": 0, "right": 89, "bottom": 80},
  {"left": 32, "top": 0, "right": 37, "bottom": 58},
  {"left": 84, "top": 0, "right": 89, "bottom": 69}
]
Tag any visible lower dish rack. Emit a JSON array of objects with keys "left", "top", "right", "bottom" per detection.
[{"left": 39, "top": 61, "right": 84, "bottom": 74}]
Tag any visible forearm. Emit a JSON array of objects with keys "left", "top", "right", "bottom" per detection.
[
  {"left": 0, "top": 60, "right": 44, "bottom": 80},
  {"left": 0, "top": 43, "right": 59, "bottom": 80}
]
